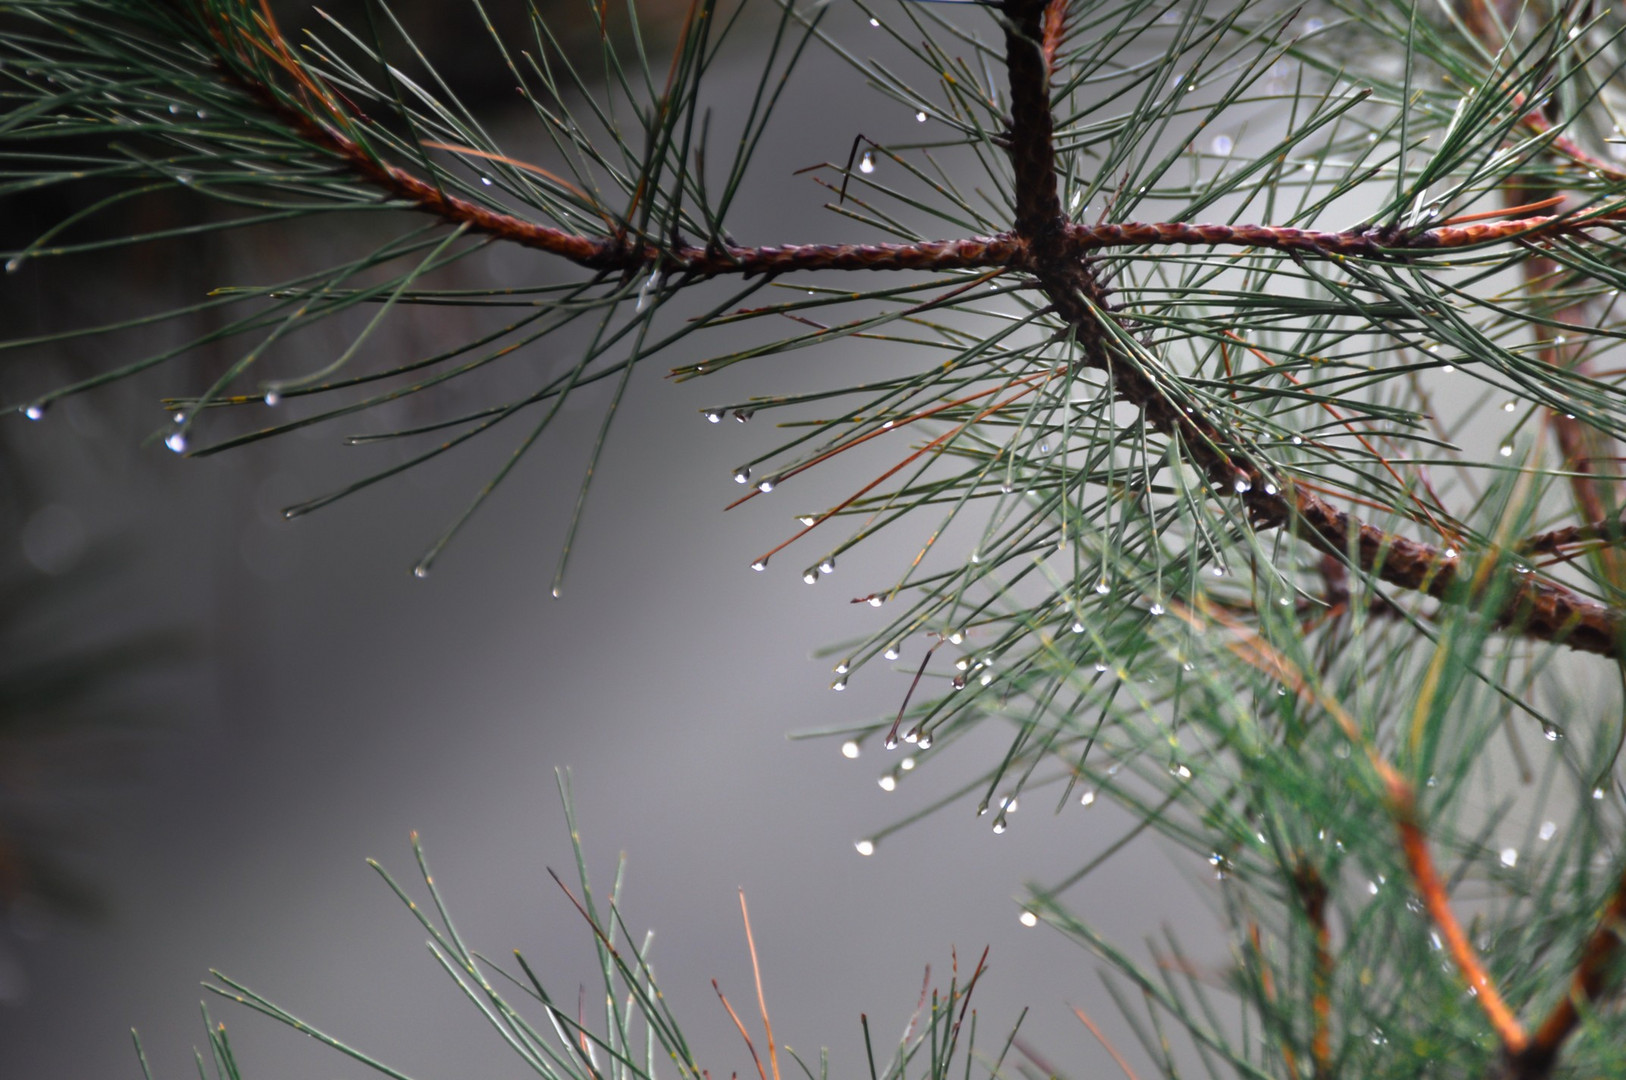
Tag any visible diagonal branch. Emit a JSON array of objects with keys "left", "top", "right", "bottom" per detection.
[{"left": 996, "top": 0, "right": 1626, "bottom": 660}]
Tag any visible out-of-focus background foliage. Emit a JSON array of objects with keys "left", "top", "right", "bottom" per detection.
[{"left": 0, "top": 3, "right": 1196, "bottom": 1077}]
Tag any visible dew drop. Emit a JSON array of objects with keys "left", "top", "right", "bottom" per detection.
[
  {"left": 858, "top": 151, "right": 876, "bottom": 174},
  {"left": 1018, "top": 910, "right": 1038, "bottom": 928},
  {"left": 1499, "top": 443, "right": 1513, "bottom": 457},
  {"left": 798, "top": 515, "right": 817, "bottom": 527},
  {"left": 165, "top": 430, "right": 188, "bottom": 454},
  {"left": 751, "top": 559, "right": 767, "bottom": 572},
  {"left": 951, "top": 675, "right": 966, "bottom": 690},
  {"left": 757, "top": 478, "right": 775, "bottom": 493},
  {"left": 1441, "top": 365, "right": 1454, "bottom": 373},
  {"left": 1444, "top": 547, "right": 1458, "bottom": 559},
  {"left": 1094, "top": 578, "right": 1111, "bottom": 595},
  {"left": 1594, "top": 787, "right": 1606, "bottom": 800},
  {"left": 884, "top": 645, "right": 900, "bottom": 660},
  {"left": 1290, "top": 435, "right": 1303, "bottom": 445},
  {"left": 196, "top": 109, "right": 208, "bottom": 119},
  {"left": 1212, "top": 565, "right": 1225, "bottom": 577},
  {"left": 835, "top": 661, "right": 850, "bottom": 675},
  {"left": 1555, "top": 335, "right": 1568, "bottom": 346},
  {"left": 854, "top": 839, "right": 876, "bottom": 856},
  {"left": 831, "top": 679, "right": 847, "bottom": 692},
  {"left": 841, "top": 740, "right": 861, "bottom": 759},
  {"left": 1093, "top": 661, "right": 1108, "bottom": 672},
  {"left": 900, "top": 756, "right": 915, "bottom": 771},
  {"left": 733, "top": 466, "right": 752, "bottom": 484},
  {"left": 1366, "top": 132, "right": 1378, "bottom": 142},
  {"left": 868, "top": 596, "right": 883, "bottom": 607},
  {"left": 480, "top": 175, "right": 492, "bottom": 186},
  {"left": 884, "top": 735, "right": 899, "bottom": 750},
  {"left": 172, "top": 411, "right": 186, "bottom": 424},
  {"left": 991, "top": 818, "right": 1007, "bottom": 834},
  {"left": 1233, "top": 478, "right": 1252, "bottom": 494},
  {"left": 1170, "top": 762, "right": 1193, "bottom": 779},
  {"left": 916, "top": 734, "right": 932, "bottom": 749},
  {"left": 1263, "top": 483, "right": 1277, "bottom": 495},
  {"left": 1080, "top": 790, "right": 1096, "bottom": 807},
  {"left": 636, "top": 270, "right": 662, "bottom": 313},
  {"left": 263, "top": 390, "right": 281, "bottom": 406},
  {"left": 413, "top": 564, "right": 431, "bottom": 579},
  {"left": 979, "top": 672, "right": 993, "bottom": 686},
  {"left": 1211, "top": 134, "right": 1233, "bottom": 156},
  {"left": 704, "top": 409, "right": 723, "bottom": 423},
  {"left": 1148, "top": 603, "right": 1165, "bottom": 616},
  {"left": 915, "top": 111, "right": 927, "bottom": 123},
  {"left": 1542, "top": 722, "right": 1562, "bottom": 742},
  {"left": 947, "top": 631, "right": 963, "bottom": 645},
  {"left": 868, "top": 16, "right": 879, "bottom": 26},
  {"left": 733, "top": 409, "right": 754, "bottom": 423},
  {"left": 803, "top": 569, "right": 819, "bottom": 585},
  {"left": 23, "top": 403, "right": 45, "bottom": 421},
  {"left": 4, "top": 257, "right": 19, "bottom": 274},
  {"left": 1072, "top": 621, "right": 1086, "bottom": 634},
  {"left": 878, "top": 775, "right": 895, "bottom": 791},
  {"left": 169, "top": 104, "right": 182, "bottom": 115},
  {"left": 818, "top": 557, "right": 836, "bottom": 574},
  {"left": 1539, "top": 820, "right": 1557, "bottom": 841},
  {"left": 1499, "top": 847, "right": 1518, "bottom": 868},
  {"left": 1503, "top": 401, "right": 1516, "bottom": 413}
]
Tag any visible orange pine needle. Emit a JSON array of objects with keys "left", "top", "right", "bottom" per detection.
[
  {"left": 738, "top": 892, "right": 780, "bottom": 1080},
  {"left": 1070, "top": 1005, "right": 1141, "bottom": 1080}
]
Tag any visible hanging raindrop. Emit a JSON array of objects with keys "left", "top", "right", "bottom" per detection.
[
  {"left": 263, "top": 390, "right": 281, "bottom": 406},
  {"left": 803, "top": 569, "right": 819, "bottom": 584},
  {"left": 884, "top": 644, "right": 900, "bottom": 660},
  {"left": 750, "top": 559, "right": 767, "bottom": 572},
  {"left": 1080, "top": 790, "right": 1096, "bottom": 807},
  {"left": 831, "top": 679, "right": 847, "bottom": 692},
  {"left": 1095, "top": 579, "right": 1110, "bottom": 595},
  {"left": 1539, "top": 821, "right": 1557, "bottom": 841},
  {"left": 841, "top": 741, "right": 860, "bottom": 759},
  {"left": 733, "top": 466, "right": 752, "bottom": 484},
  {"left": 819, "top": 557, "right": 836, "bottom": 574},
  {"left": 23, "top": 403, "right": 45, "bottom": 421},
  {"left": 1211, "top": 134, "right": 1233, "bottom": 155},
  {"left": 859, "top": 151, "right": 876, "bottom": 174},
  {"left": 1542, "top": 722, "right": 1562, "bottom": 742},
  {"left": 915, "top": 111, "right": 927, "bottom": 122},
  {"left": 733, "top": 409, "right": 754, "bottom": 423},
  {"left": 854, "top": 839, "right": 876, "bottom": 856},
  {"left": 916, "top": 734, "right": 932, "bottom": 749},
  {"left": 798, "top": 515, "right": 817, "bottom": 527},
  {"left": 878, "top": 775, "right": 895, "bottom": 791},
  {"left": 757, "top": 478, "right": 775, "bottom": 493},
  {"left": 704, "top": 409, "right": 723, "bottom": 423},
  {"left": 1018, "top": 910, "right": 1038, "bottom": 928},
  {"left": 165, "top": 429, "right": 188, "bottom": 454},
  {"left": 1149, "top": 603, "right": 1165, "bottom": 615}
]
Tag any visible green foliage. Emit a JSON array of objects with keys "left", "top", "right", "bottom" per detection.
[{"left": 10, "top": 0, "right": 1626, "bottom": 1076}]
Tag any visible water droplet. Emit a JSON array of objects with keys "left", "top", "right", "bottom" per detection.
[
  {"left": 1080, "top": 790, "right": 1096, "bottom": 807},
  {"left": 841, "top": 740, "right": 860, "bottom": 759},
  {"left": 1444, "top": 547, "right": 1458, "bottom": 559},
  {"left": 1499, "top": 847, "right": 1518, "bottom": 868},
  {"left": 858, "top": 151, "right": 876, "bottom": 174},
  {"left": 165, "top": 430, "right": 188, "bottom": 454},
  {"left": 900, "top": 756, "right": 915, "bottom": 771},
  {"left": 263, "top": 390, "right": 281, "bottom": 406},
  {"left": 1018, "top": 910, "right": 1038, "bottom": 928},
  {"left": 169, "top": 104, "right": 182, "bottom": 115},
  {"left": 1441, "top": 365, "right": 1454, "bottom": 373},
  {"left": 1594, "top": 787, "right": 1606, "bottom": 800},
  {"left": 915, "top": 111, "right": 927, "bottom": 123},
  {"left": 947, "top": 631, "right": 963, "bottom": 645},
  {"left": 835, "top": 661, "right": 850, "bottom": 675},
  {"left": 1069, "top": 188, "right": 1083, "bottom": 212},
  {"left": 1290, "top": 435, "right": 1303, "bottom": 445},
  {"left": 757, "top": 478, "right": 775, "bottom": 493},
  {"left": 480, "top": 175, "right": 492, "bottom": 186},
  {"left": 1263, "top": 483, "right": 1277, "bottom": 495},
  {"left": 831, "top": 679, "right": 847, "bottom": 692},
  {"left": 1170, "top": 763, "right": 1192, "bottom": 780},
  {"left": 23, "top": 403, "right": 45, "bottom": 421},
  {"left": 636, "top": 270, "right": 662, "bottom": 313},
  {"left": 991, "top": 818, "right": 1007, "bottom": 834},
  {"left": 1072, "top": 621, "right": 1085, "bottom": 634},
  {"left": 733, "top": 409, "right": 754, "bottom": 423},
  {"left": 413, "top": 564, "right": 430, "bottom": 579},
  {"left": 884, "top": 644, "right": 900, "bottom": 660},
  {"left": 798, "top": 515, "right": 817, "bottom": 527},
  {"left": 868, "top": 16, "right": 879, "bottom": 26},
  {"left": 1094, "top": 579, "right": 1110, "bottom": 595},
  {"left": 1539, "top": 820, "right": 1557, "bottom": 841},
  {"left": 951, "top": 675, "right": 966, "bottom": 690},
  {"left": 1366, "top": 132, "right": 1378, "bottom": 142},
  {"left": 1211, "top": 134, "right": 1233, "bottom": 155},
  {"left": 1499, "top": 443, "right": 1513, "bottom": 457},
  {"left": 1234, "top": 478, "right": 1251, "bottom": 494},
  {"left": 750, "top": 559, "right": 767, "bottom": 572},
  {"left": 4, "top": 257, "right": 19, "bottom": 274},
  {"left": 854, "top": 839, "right": 875, "bottom": 856},
  {"left": 878, "top": 774, "right": 895, "bottom": 791},
  {"left": 884, "top": 735, "right": 898, "bottom": 750},
  {"left": 196, "top": 109, "right": 208, "bottom": 119},
  {"left": 733, "top": 466, "right": 751, "bottom": 484},
  {"left": 818, "top": 557, "right": 836, "bottom": 574},
  {"left": 867, "top": 596, "right": 883, "bottom": 607},
  {"left": 1211, "top": 565, "right": 1225, "bottom": 577},
  {"left": 1543, "top": 722, "right": 1562, "bottom": 742},
  {"left": 916, "top": 734, "right": 932, "bottom": 749},
  {"left": 704, "top": 409, "right": 723, "bottom": 423},
  {"left": 1503, "top": 401, "right": 1516, "bottom": 412},
  {"left": 172, "top": 411, "right": 186, "bottom": 424},
  {"left": 1149, "top": 603, "right": 1165, "bottom": 616},
  {"left": 1093, "top": 661, "right": 1108, "bottom": 673},
  {"left": 803, "top": 569, "right": 818, "bottom": 584}
]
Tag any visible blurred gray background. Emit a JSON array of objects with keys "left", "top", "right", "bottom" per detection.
[{"left": 0, "top": 3, "right": 1205, "bottom": 1077}]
